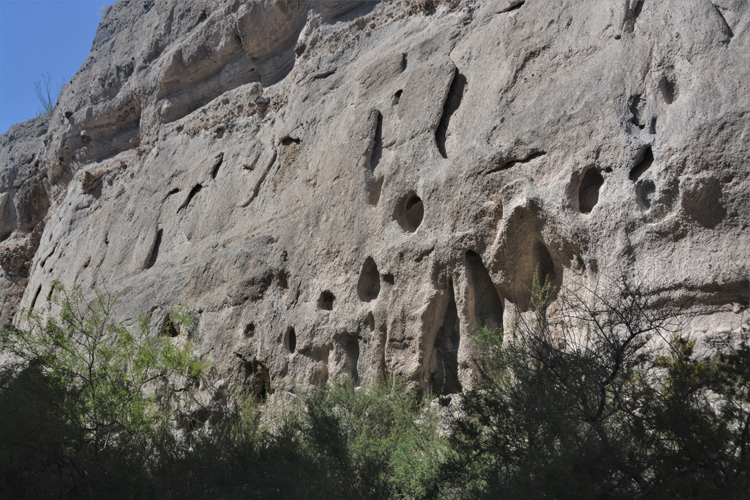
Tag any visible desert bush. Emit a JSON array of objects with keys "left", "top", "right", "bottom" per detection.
[
  {"left": 301, "top": 378, "right": 444, "bottom": 499},
  {"left": 1, "top": 276, "right": 747, "bottom": 499},
  {"left": 33, "top": 73, "right": 64, "bottom": 118},
  {"left": 149, "top": 377, "right": 444, "bottom": 500},
  {"left": 433, "top": 275, "right": 750, "bottom": 499},
  {"left": 0, "top": 279, "right": 442, "bottom": 499},
  {"left": 0, "top": 283, "right": 206, "bottom": 498}
]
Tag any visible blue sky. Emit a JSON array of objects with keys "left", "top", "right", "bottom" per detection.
[{"left": 0, "top": 0, "right": 103, "bottom": 134}]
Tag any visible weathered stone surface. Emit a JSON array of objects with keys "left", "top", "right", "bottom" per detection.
[
  {"left": 1, "top": 0, "right": 749, "bottom": 395},
  {"left": 0, "top": 118, "right": 51, "bottom": 321}
]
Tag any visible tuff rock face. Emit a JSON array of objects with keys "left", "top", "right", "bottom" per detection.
[{"left": 1, "top": 0, "right": 749, "bottom": 396}]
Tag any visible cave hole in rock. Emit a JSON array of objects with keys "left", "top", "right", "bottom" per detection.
[
  {"left": 430, "top": 283, "right": 461, "bottom": 396},
  {"left": 146, "top": 228, "right": 163, "bottom": 269},
  {"left": 255, "top": 364, "right": 270, "bottom": 400},
  {"left": 30, "top": 285, "right": 42, "bottom": 310},
  {"left": 659, "top": 75, "right": 677, "bottom": 104},
  {"left": 341, "top": 333, "right": 360, "bottom": 382},
  {"left": 578, "top": 169, "right": 604, "bottom": 213},
  {"left": 178, "top": 184, "right": 203, "bottom": 212},
  {"left": 244, "top": 360, "right": 270, "bottom": 401},
  {"left": 533, "top": 242, "right": 557, "bottom": 291},
  {"left": 40, "top": 244, "right": 57, "bottom": 269},
  {"left": 276, "top": 271, "right": 289, "bottom": 290},
  {"left": 318, "top": 290, "right": 336, "bottom": 311},
  {"left": 630, "top": 146, "right": 653, "bottom": 181},
  {"left": 281, "top": 136, "right": 301, "bottom": 146},
  {"left": 505, "top": 1, "right": 525, "bottom": 13},
  {"left": 392, "top": 89, "right": 403, "bottom": 106},
  {"left": 630, "top": 147, "right": 656, "bottom": 209},
  {"left": 465, "top": 250, "right": 504, "bottom": 331},
  {"left": 649, "top": 117, "right": 657, "bottom": 134},
  {"left": 633, "top": 0, "right": 645, "bottom": 19},
  {"left": 624, "top": 0, "right": 645, "bottom": 32},
  {"left": 285, "top": 327, "right": 296, "bottom": 353},
  {"left": 185, "top": 408, "right": 210, "bottom": 432},
  {"left": 211, "top": 153, "right": 224, "bottom": 179},
  {"left": 357, "top": 257, "right": 381, "bottom": 302},
  {"left": 436, "top": 68, "right": 467, "bottom": 159},
  {"left": 244, "top": 323, "right": 255, "bottom": 338},
  {"left": 164, "top": 315, "right": 180, "bottom": 338},
  {"left": 395, "top": 192, "right": 424, "bottom": 232},
  {"left": 370, "top": 111, "right": 383, "bottom": 171}
]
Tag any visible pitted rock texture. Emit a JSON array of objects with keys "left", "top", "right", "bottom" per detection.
[{"left": 1, "top": 0, "right": 749, "bottom": 395}]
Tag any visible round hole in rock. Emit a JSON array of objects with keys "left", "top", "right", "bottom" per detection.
[
  {"left": 578, "top": 169, "right": 604, "bottom": 214},
  {"left": 285, "top": 327, "right": 296, "bottom": 353},
  {"left": 244, "top": 323, "right": 255, "bottom": 338},
  {"left": 395, "top": 192, "right": 424, "bottom": 233},
  {"left": 164, "top": 316, "right": 180, "bottom": 338},
  {"left": 658, "top": 75, "right": 677, "bottom": 104},
  {"left": 357, "top": 257, "right": 381, "bottom": 302},
  {"left": 318, "top": 290, "right": 335, "bottom": 310}
]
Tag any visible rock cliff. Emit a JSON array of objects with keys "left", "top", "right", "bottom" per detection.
[{"left": 1, "top": 0, "right": 749, "bottom": 395}]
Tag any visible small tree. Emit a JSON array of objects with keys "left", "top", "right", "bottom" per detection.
[{"left": 0, "top": 282, "right": 207, "bottom": 497}]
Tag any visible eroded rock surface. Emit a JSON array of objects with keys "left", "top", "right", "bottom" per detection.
[{"left": 1, "top": 0, "right": 749, "bottom": 394}]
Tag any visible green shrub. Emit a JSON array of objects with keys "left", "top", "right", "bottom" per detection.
[
  {"left": 0, "top": 282, "right": 206, "bottom": 498},
  {"left": 301, "top": 378, "right": 444, "bottom": 499},
  {"left": 2, "top": 277, "right": 747, "bottom": 500},
  {"left": 149, "top": 377, "right": 444, "bottom": 500},
  {"left": 434, "top": 276, "right": 750, "bottom": 499},
  {"left": 0, "top": 280, "right": 443, "bottom": 499}
]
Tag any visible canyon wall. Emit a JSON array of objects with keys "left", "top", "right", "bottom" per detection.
[{"left": 1, "top": 0, "right": 749, "bottom": 396}]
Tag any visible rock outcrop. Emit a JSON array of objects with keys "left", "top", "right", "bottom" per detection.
[{"left": 1, "top": 0, "right": 749, "bottom": 395}]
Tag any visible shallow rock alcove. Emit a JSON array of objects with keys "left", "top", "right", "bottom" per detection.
[
  {"left": 357, "top": 257, "right": 381, "bottom": 302},
  {"left": 394, "top": 192, "right": 424, "bottom": 233},
  {"left": 578, "top": 169, "right": 604, "bottom": 214}
]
